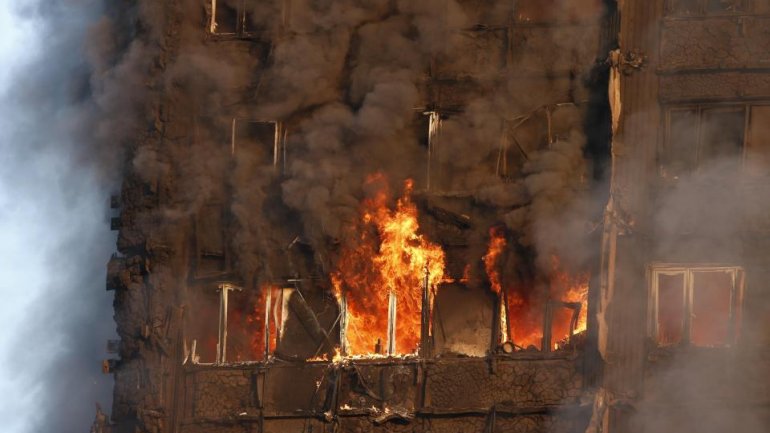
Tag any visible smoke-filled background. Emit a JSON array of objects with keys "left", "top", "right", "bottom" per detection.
[{"left": 0, "top": 1, "right": 117, "bottom": 432}]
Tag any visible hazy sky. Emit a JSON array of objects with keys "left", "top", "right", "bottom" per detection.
[{"left": 0, "top": 2, "right": 116, "bottom": 432}]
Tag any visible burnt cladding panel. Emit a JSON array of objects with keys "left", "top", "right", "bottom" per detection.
[{"left": 263, "top": 364, "right": 330, "bottom": 413}]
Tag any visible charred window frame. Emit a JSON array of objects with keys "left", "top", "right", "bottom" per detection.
[
  {"left": 648, "top": 265, "right": 745, "bottom": 348},
  {"left": 208, "top": 0, "right": 287, "bottom": 38},
  {"left": 664, "top": 0, "right": 767, "bottom": 15},
  {"left": 662, "top": 103, "right": 770, "bottom": 178}
]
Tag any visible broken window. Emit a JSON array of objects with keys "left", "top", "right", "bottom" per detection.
[
  {"left": 662, "top": 103, "right": 770, "bottom": 178},
  {"left": 544, "top": 301, "right": 584, "bottom": 351},
  {"left": 498, "top": 111, "right": 547, "bottom": 179},
  {"left": 649, "top": 265, "right": 744, "bottom": 348},
  {"left": 498, "top": 104, "right": 578, "bottom": 179}
]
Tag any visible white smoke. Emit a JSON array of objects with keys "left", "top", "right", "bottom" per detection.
[{"left": 0, "top": 2, "right": 117, "bottom": 432}]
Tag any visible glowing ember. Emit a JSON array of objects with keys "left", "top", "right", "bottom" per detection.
[{"left": 332, "top": 174, "right": 445, "bottom": 355}]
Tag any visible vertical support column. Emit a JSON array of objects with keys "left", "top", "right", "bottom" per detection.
[
  {"left": 497, "top": 291, "right": 510, "bottom": 345},
  {"left": 210, "top": 0, "right": 218, "bottom": 33},
  {"left": 217, "top": 283, "right": 242, "bottom": 364},
  {"left": 339, "top": 292, "right": 349, "bottom": 356},
  {"left": 427, "top": 111, "right": 442, "bottom": 191},
  {"left": 542, "top": 300, "right": 554, "bottom": 353},
  {"left": 420, "top": 265, "right": 432, "bottom": 358},
  {"left": 502, "top": 288, "right": 512, "bottom": 344},
  {"left": 387, "top": 291, "right": 397, "bottom": 356},
  {"left": 491, "top": 294, "right": 502, "bottom": 352},
  {"left": 264, "top": 287, "right": 272, "bottom": 360}
]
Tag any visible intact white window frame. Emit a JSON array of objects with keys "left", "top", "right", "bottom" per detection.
[{"left": 648, "top": 263, "right": 745, "bottom": 347}]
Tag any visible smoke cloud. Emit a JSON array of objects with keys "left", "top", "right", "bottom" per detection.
[{"left": 0, "top": 1, "right": 120, "bottom": 432}]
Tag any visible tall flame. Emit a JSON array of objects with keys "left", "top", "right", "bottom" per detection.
[
  {"left": 333, "top": 174, "right": 445, "bottom": 355},
  {"left": 483, "top": 226, "right": 507, "bottom": 295},
  {"left": 484, "top": 226, "right": 509, "bottom": 343}
]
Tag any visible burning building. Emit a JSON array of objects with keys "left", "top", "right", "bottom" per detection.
[{"left": 99, "top": 1, "right": 770, "bottom": 433}]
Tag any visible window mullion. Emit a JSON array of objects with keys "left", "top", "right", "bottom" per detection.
[
  {"left": 728, "top": 269, "right": 736, "bottom": 343},
  {"left": 684, "top": 269, "right": 694, "bottom": 345},
  {"left": 695, "top": 106, "right": 703, "bottom": 171}
]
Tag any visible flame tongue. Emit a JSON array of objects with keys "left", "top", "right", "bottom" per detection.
[{"left": 333, "top": 175, "right": 445, "bottom": 355}]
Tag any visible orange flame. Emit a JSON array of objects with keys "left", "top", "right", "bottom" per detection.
[
  {"left": 484, "top": 226, "right": 507, "bottom": 295},
  {"left": 484, "top": 226, "right": 509, "bottom": 344},
  {"left": 246, "top": 285, "right": 279, "bottom": 360},
  {"left": 333, "top": 174, "right": 445, "bottom": 355},
  {"left": 504, "top": 256, "right": 589, "bottom": 350},
  {"left": 549, "top": 256, "right": 589, "bottom": 345}
]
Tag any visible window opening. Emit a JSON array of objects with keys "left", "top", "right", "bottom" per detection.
[
  {"left": 649, "top": 265, "right": 744, "bottom": 348},
  {"left": 746, "top": 105, "right": 770, "bottom": 175},
  {"left": 231, "top": 119, "right": 283, "bottom": 171},
  {"left": 662, "top": 104, "right": 770, "bottom": 177}
]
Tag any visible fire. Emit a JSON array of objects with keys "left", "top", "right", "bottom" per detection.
[
  {"left": 500, "top": 256, "right": 590, "bottom": 351},
  {"left": 484, "top": 226, "right": 510, "bottom": 344},
  {"left": 332, "top": 174, "right": 445, "bottom": 355},
  {"left": 549, "top": 255, "right": 589, "bottom": 338},
  {"left": 246, "top": 284, "right": 279, "bottom": 360},
  {"left": 483, "top": 226, "right": 507, "bottom": 295}
]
